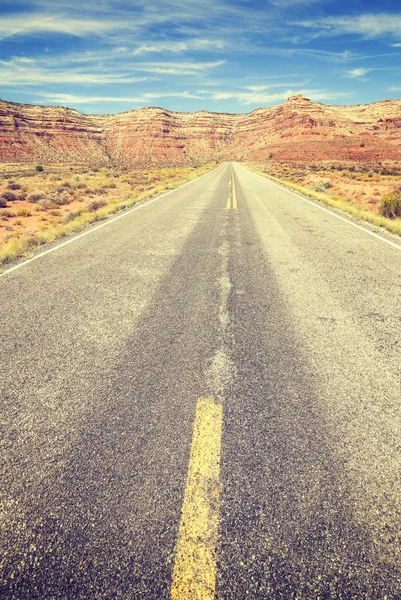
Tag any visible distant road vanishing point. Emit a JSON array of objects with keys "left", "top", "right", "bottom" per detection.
[{"left": 1, "top": 163, "right": 401, "bottom": 598}]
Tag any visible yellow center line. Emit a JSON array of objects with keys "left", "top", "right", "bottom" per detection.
[
  {"left": 171, "top": 397, "right": 223, "bottom": 600},
  {"left": 232, "top": 171, "right": 237, "bottom": 210},
  {"left": 226, "top": 197, "right": 232, "bottom": 209}
]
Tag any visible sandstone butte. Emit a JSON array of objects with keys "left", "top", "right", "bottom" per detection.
[{"left": 1, "top": 94, "right": 401, "bottom": 166}]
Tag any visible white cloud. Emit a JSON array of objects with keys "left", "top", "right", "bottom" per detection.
[
  {"left": 132, "top": 60, "right": 226, "bottom": 75},
  {"left": 0, "top": 55, "right": 224, "bottom": 86},
  {"left": 210, "top": 88, "right": 351, "bottom": 105},
  {"left": 270, "top": 0, "right": 320, "bottom": 5},
  {"left": 37, "top": 90, "right": 206, "bottom": 105},
  {"left": 0, "top": 58, "right": 153, "bottom": 85},
  {"left": 35, "top": 86, "right": 352, "bottom": 109},
  {"left": 294, "top": 13, "right": 401, "bottom": 40},
  {"left": 133, "top": 39, "right": 227, "bottom": 55},
  {"left": 345, "top": 67, "right": 372, "bottom": 79},
  {"left": 264, "top": 47, "right": 358, "bottom": 62},
  {"left": 389, "top": 86, "right": 401, "bottom": 91},
  {"left": 0, "top": 13, "right": 128, "bottom": 41}
]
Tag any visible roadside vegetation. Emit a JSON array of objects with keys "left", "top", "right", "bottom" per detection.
[
  {"left": 0, "top": 162, "right": 217, "bottom": 266},
  {"left": 246, "top": 160, "right": 401, "bottom": 237}
]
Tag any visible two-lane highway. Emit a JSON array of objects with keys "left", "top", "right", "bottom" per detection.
[{"left": 1, "top": 162, "right": 400, "bottom": 598}]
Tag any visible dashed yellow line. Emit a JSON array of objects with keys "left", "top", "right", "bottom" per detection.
[
  {"left": 226, "top": 197, "right": 232, "bottom": 209},
  {"left": 232, "top": 172, "right": 237, "bottom": 210},
  {"left": 171, "top": 397, "right": 223, "bottom": 600}
]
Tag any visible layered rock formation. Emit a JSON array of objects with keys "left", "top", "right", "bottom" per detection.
[{"left": 1, "top": 94, "right": 401, "bottom": 165}]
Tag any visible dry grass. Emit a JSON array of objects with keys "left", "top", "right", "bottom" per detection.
[
  {"left": 0, "top": 163, "right": 217, "bottom": 266},
  {"left": 246, "top": 161, "right": 401, "bottom": 238}
]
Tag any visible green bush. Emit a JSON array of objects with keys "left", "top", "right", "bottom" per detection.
[
  {"left": 380, "top": 192, "right": 401, "bottom": 218},
  {"left": 36, "top": 165, "right": 44, "bottom": 172}
]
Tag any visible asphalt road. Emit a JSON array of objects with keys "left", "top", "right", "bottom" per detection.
[{"left": 1, "top": 162, "right": 401, "bottom": 598}]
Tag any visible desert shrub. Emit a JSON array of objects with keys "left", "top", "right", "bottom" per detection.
[
  {"left": 313, "top": 181, "right": 332, "bottom": 192},
  {"left": 1, "top": 209, "right": 15, "bottom": 218},
  {"left": 48, "top": 174, "right": 60, "bottom": 181},
  {"left": 360, "top": 142, "right": 365, "bottom": 148},
  {"left": 17, "top": 207, "right": 31, "bottom": 217},
  {"left": 380, "top": 192, "right": 401, "bottom": 218},
  {"left": 56, "top": 185, "right": 71, "bottom": 194},
  {"left": 36, "top": 165, "right": 44, "bottom": 172},
  {"left": 38, "top": 198, "right": 56, "bottom": 210},
  {"left": 8, "top": 182, "right": 21, "bottom": 190},
  {"left": 268, "top": 152, "right": 274, "bottom": 159},
  {"left": 86, "top": 199, "right": 107, "bottom": 212},
  {"left": 27, "top": 191, "right": 45, "bottom": 203},
  {"left": 0, "top": 198, "right": 8, "bottom": 208},
  {"left": 95, "top": 187, "right": 107, "bottom": 195},
  {"left": 2, "top": 191, "right": 17, "bottom": 201},
  {"left": 107, "top": 182, "right": 117, "bottom": 188},
  {"left": 67, "top": 179, "right": 82, "bottom": 190},
  {"left": 55, "top": 194, "right": 72, "bottom": 206},
  {"left": 62, "top": 210, "right": 82, "bottom": 223},
  {"left": 18, "top": 191, "right": 27, "bottom": 200}
]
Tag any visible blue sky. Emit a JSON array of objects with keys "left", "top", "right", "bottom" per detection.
[{"left": 1, "top": 0, "right": 401, "bottom": 114}]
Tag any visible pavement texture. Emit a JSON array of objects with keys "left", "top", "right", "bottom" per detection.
[{"left": 1, "top": 162, "right": 400, "bottom": 598}]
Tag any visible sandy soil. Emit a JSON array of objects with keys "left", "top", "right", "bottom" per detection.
[
  {"left": 0, "top": 163, "right": 198, "bottom": 247},
  {"left": 248, "top": 160, "right": 401, "bottom": 216}
]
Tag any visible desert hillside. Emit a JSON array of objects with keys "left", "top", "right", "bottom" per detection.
[{"left": 1, "top": 95, "right": 401, "bottom": 165}]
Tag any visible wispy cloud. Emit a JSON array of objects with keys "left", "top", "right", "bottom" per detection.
[
  {"left": 133, "top": 39, "right": 227, "bottom": 55},
  {"left": 0, "top": 13, "right": 130, "bottom": 41},
  {"left": 0, "top": 58, "right": 153, "bottom": 86},
  {"left": 264, "top": 47, "right": 358, "bottom": 62},
  {"left": 35, "top": 84, "right": 352, "bottom": 109},
  {"left": 345, "top": 67, "right": 372, "bottom": 80},
  {"left": 270, "top": 0, "right": 320, "bottom": 5},
  {"left": 0, "top": 56, "right": 224, "bottom": 86},
  {"left": 293, "top": 13, "right": 401, "bottom": 40},
  {"left": 209, "top": 88, "right": 351, "bottom": 105},
  {"left": 132, "top": 60, "right": 226, "bottom": 75},
  {"left": 37, "top": 90, "right": 206, "bottom": 105}
]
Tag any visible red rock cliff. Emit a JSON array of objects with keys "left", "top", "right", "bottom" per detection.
[{"left": 1, "top": 95, "right": 401, "bottom": 164}]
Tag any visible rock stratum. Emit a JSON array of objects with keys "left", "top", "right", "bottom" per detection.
[{"left": 1, "top": 94, "right": 401, "bottom": 165}]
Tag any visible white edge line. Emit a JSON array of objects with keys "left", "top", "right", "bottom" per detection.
[
  {"left": 239, "top": 163, "right": 401, "bottom": 252},
  {"left": 0, "top": 164, "right": 222, "bottom": 278}
]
